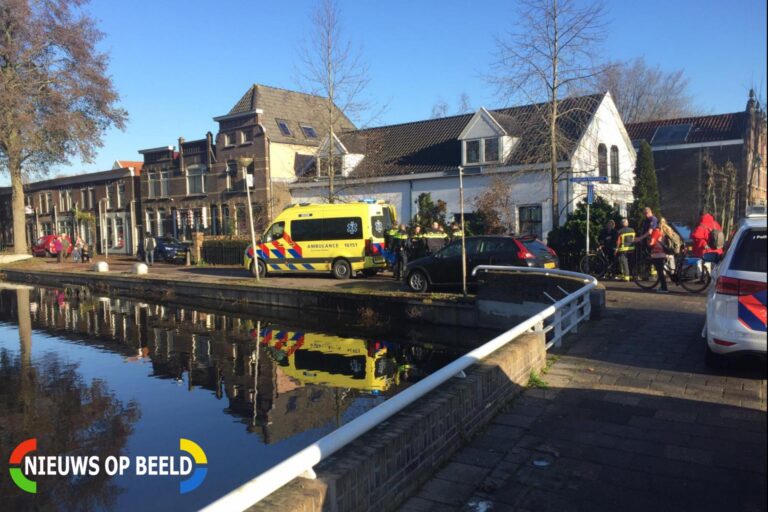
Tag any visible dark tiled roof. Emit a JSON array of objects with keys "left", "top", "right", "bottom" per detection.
[
  {"left": 301, "top": 93, "right": 605, "bottom": 180},
  {"left": 20, "top": 168, "right": 135, "bottom": 192},
  {"left": 226, "top": 84, "right": 356, "bottom": 145},
  {"left": 626, "top": 112, "right": 746, "bottom": 145}
]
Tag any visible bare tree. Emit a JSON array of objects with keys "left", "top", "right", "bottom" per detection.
[
  {"left": 457, "top": 92, "right": 473, "bottom": 114},
  {"left": 702, "top": 156, "right": 739, "bottom": 234},
  {"left": 490, "top": 0, "right": 608, "bottom": 228},
  {"left": 473, "top": 174, "right": 516, "bottom": 234},
  {"left": 431, "top": 99, "right": 449, "bottom": 119},
  {"left": 0, "top": 0, "right": 127, "bottom": 254},
  {"left": 296, "top": 0, "right": 372, "bottom": 203},
  {"left": 589, "top": 58, "right": 698, "bottom": 123}
]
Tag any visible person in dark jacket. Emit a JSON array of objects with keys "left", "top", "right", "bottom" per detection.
[
  {"left": 390, "top": 224, "right": 409, "bottom": 280},
  {"left": 407, "top": 226, "right": 427, "bottom": 260}
]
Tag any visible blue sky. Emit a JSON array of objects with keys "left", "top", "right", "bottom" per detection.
[{"left": 3, "top": 0, "right": 766, "bottom": 185}]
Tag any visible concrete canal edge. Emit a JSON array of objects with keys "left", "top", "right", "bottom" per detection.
[
  {"left": 249, "top": 330, "right": 546, "bottom": 512},
  {"left": 0, "top": 268, "right": 481, "bottom": 329}
]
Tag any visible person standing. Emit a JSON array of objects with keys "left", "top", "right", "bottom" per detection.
[
  {"left": 616, "top": 219, "right": 635, "bottom": 281},
  {"left": 73, "top": 236, "right": 84, "bottom": 263},
  {"left": 54, "top": 235, "right": 64, "bottom": 264},
  {"left": 144, "top": 232, "right": 156, "bottom": 266},
  {"left": 449, "top": 222, "right": 464, "bottom": 241},
  {"left": 649, "top": 225, "right": 669, "bottom": 293},
  {"left": 391, "top": 224, "right": 409, "bottom": 280},
  {"left": 691, "top": 211, "right": 724, "bottom": 258},
  {"left": 425, "top": 221, "right": 448, "bottom": 255},
  {"left": 407, "top": 225, "right": 426, "bottom": 260},
  {"left": 598, "top": 220, "right": 619, "bottom": 265}
]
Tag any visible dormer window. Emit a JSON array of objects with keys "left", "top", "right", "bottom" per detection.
[
  {"left": 463, "top": 137, "right": 501, "bottom": 166},
  {"left": 301, "top": 124, "right": 318, "bottom": 139}
]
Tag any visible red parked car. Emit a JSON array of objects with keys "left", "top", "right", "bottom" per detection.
[{"left": 31, "top": 235, "right": 73, "bottom": 257}]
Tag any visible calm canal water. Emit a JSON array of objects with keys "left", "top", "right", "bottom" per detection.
[{"left": 0, "top": 284, "right": 479, "bottom": 512}]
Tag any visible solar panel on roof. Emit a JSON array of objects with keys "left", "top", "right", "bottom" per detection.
[{"left": 651, "top": 124, "right": 692, "bottom": 145}]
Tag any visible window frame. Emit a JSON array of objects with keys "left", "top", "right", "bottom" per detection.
[
  {"left": 610, "top": 145, "right": 620, "bottom": 184},
  {"left": 300, "top": 124, "right": 318, "bottom": 139},
  {"left": 598, "top": 143, "right": 608, "bottom": 177},
  {"left": 186, "top": 164, "right": 207, "bottom": 195},
  {"left": 518, "top": 204, "right": 543, "bottom": 239},
  {"left": 463, "top": 137, "right": 501, "bottom": 166},
  {"left": 276, "top": 119, "right": 293, "bottom": 137}
]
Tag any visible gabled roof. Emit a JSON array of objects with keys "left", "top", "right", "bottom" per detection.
[
  {"left": 223, "top": 84, "right": 356, "bottom": 145},
  {"left": 301, "top": 93, "right": 605, "bottom": 180},
  {"left": 113, "top": 160, "right": 143, "bottom": 174},
  {"left": 626, "top": 112, "right": 746, "bottom": 145}
]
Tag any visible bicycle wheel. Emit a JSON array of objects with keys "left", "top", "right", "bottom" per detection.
[
  {"left": 579, "top": 253, "right": 607, "bottom": 278},
  {"left": 633, "top": 258, "right": 659, "bottom": 290},
  {"left": 679, "top": 264, "right": 712, "bottom": 293}
]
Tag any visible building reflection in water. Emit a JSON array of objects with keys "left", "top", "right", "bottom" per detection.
[{"left": 0, "top": 286, "right": 460, "bottom": 445}]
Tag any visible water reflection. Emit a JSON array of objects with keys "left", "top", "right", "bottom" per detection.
[
  {"left": 0, "top": 287, "right": 140, "bottom": 512},
  {"left": 0, "top": 286, "right": 459, "bottom": 443}
]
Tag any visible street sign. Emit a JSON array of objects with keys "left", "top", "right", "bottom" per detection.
[
  {"left": 569, "top": 176, "right": 609, "bottom": 183},
  {"left": 587, "top": 184, "right": 595, "bottom": 205}
]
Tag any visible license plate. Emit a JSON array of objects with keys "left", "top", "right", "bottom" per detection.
[{"left": 544, "top": 262, "right": 556, "bottom": 269}]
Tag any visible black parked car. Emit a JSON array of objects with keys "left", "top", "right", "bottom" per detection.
[
  {"left": 405, "top": 235, "right": 559, "bottom": 292},
  {"left": 136, "top": 236, "right": 189, "bottom": 263}
]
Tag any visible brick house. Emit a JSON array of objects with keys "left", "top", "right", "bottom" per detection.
[
  {"left": 291, "top": 92, "right": 636, "bottom": 240},
  {"left": 0, "top": 165, "right": 142, "bottom": 254},
  {"left": 138, "top": 84, "right": 354, "bottom": 241},
  {"left": 625, "top": 91, "right": 767, "bottom": 229}
]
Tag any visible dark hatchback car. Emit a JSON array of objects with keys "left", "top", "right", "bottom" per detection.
[
  {"left": 405, "top": 235, "right": 558, "bottom": 292},
  {"left": 136, "top": 235, "right": 189, "bottom": 263}
]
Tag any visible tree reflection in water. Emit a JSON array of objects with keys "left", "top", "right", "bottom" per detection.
[{"left": 0, "top": 289, "right": 141, "bottom": 512}]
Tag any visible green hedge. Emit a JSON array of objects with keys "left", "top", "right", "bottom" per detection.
[{"left": 201, "top": 240, "right": 250, "bottom": 265}]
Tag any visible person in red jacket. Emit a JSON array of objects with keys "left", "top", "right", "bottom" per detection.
[{"left": 691, "top": 211, "right": 723, "bottom": 258}]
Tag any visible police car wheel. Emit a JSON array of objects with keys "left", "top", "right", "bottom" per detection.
[
  {"left": 332, "top": 259, "right": 352, "bottom": 280},
  {"left": 408, "top": 270, "right": 429, "bottom": 292}
]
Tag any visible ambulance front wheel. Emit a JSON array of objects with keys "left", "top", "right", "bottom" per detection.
[
  {"left": 250, "top": 259, "right": 266, "bottom": 278},
  {"left": 332, "top": 258, "right": 352, "bottom": 280}
]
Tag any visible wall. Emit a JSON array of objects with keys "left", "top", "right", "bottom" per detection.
[
  {"left": 251, "top": 329, "right": 546, "bottom": 512},
  {"left": 569, "top": 94, "right": 636, "bottom": 220}
]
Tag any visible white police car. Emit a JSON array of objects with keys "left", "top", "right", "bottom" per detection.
[{"left": 703, "top": 209, "right": 767, "bottom": 367}]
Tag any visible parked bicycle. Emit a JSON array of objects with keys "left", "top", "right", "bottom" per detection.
[
  {"left": 633, "top": 246, "right": 711, "bottom": 293},
  {"left": 578, "top": 245, "right": 622, "bottom": 279}
]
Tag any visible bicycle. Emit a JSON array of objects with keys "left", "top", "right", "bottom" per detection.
[
  {"left": 633, "top": 246, "right": 711, "bottom": 293},
  {"left": 578, "top": 245, "right": 622, "bottom": 279}
]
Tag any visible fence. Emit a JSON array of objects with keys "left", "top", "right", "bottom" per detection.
[
  {"left": 201, "top": 266, "right": 597, "bottom": 512},
  {"left": 200, "top": 241, "right": 249, "bottom": 265}
]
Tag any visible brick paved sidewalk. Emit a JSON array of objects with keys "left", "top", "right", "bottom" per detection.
[{"left": 402, "top": 282, "right": 767, "bottom": 512}]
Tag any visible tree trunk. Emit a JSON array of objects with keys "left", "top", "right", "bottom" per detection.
[
  {"left": 10, "top": 157, "right": 29, "bottom": 254},
  {"left": 550, "top": 100, "right": 559, "bottom": 229}
]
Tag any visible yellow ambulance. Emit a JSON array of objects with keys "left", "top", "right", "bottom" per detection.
[{"left": 244, "top": 200, "right": 396, "bottom": 279}]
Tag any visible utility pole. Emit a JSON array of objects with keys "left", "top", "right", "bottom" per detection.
[
  {"left": 459, "top": 166, "right": 467, "bottom": 297},
  {"left": 239, "top": 157, "right": 260, "bottom": 281}
]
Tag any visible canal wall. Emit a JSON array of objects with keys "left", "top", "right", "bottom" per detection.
[
  {"left": 1, "top": 268, "right": 482, "bottom": 330},
  {"left": 250, "top": 330, "right": 546, "bottom": 512}
]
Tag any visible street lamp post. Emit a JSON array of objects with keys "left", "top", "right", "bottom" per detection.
[
  {"left": 458, "top": 166, "right": 467, "bottom": 297},
  {"left": 238, "top": 157, "right": 260, "bottom": 281}
]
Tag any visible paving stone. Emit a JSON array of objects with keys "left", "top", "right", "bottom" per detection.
[
  {"left": 435, "top": 462, "right": 491, "bottom": 486},
  {"left": 402, "top": 283, "right": 767, "bottom": 512},
  {"left": 416, "top": 477, "right": 477, "bottom": 507}
]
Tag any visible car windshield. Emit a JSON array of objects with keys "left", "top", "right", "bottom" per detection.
[{"left": 729, "top": 228, "right": 767, "bottom": 273}]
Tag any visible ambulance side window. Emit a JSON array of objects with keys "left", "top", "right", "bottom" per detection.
[{"left": 264, "top": 222, "right": 285, "bottom": 242}]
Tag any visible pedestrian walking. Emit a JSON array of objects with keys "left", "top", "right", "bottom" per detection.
[{"left": 144, "top": 232, "right": 157, "bottom": 266}]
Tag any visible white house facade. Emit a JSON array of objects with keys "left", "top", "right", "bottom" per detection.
[{"left": 290, "top": 92, "right": 635, "bottom": 240}]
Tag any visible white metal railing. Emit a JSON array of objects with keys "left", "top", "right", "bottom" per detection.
[{"left": 201, "top": 266, "right": 597, "bottom": 512}]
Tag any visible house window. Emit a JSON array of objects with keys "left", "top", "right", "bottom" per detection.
[
  {"left": 225, "top": 160, "right": 237, "bottom": 190},
  {"left": 59, "top": 191, "right": 66, "bottom": 212},
  {"left": 107, "top": 184, "right": 117, "bottom": 209},
  {"left": 240, "top": 130, "right": 253, "bottom": 144},
  {"left": 484, "top": 137, "right": 499, "bottom": 162},
  {"left": 300, "top": 124, "right": 318, "bottom": 139},
  {"left": 117, "top": 182, "right": 126, "bottom": 207},
  {"left": 47, "top": 192, "right": 53, "bottom": 213},
  {"left": 465, "top": 140, "right": 480, "bottom": 164},
  {"left": 224, "top": 133, "right": 234, "bottom": 147},
  {"left": 187, "top": 165, "right": 206, "bottom": 195},
  {"left": 519, "top": 205, "right": 542, "bottom": 239},
  {"left": 276, "top": 119, "right": 292, "bottom": 136},
  {"left": 610, "top": 145, "right": 619, "bottom": 184},
  {"left": 159, "top": 171, "right": 170, "bottom": 197},
  {"left": 598, "top": 144, "right": 607, "bottom": 177},
  {"left": 464, "top": 137, "right": 500, "bottom": 165},
  {"left": 318, "top": 156, "right": 343, "bottom": 177},
  {"left": 80, "top": 189, "right": 87, "bottom": 209}
]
